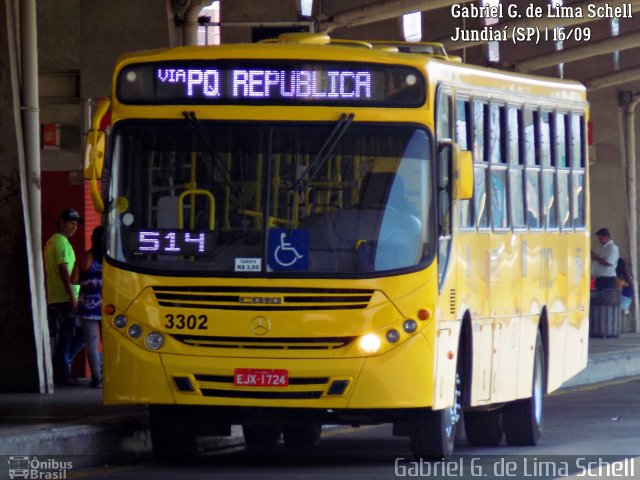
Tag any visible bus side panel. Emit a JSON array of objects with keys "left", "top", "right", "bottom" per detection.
[
  {"left": 546, "top": 312, "right": 568, "bottom": 392},
  {"left": 563, "top": 233, "right": 589, "bottom": 384},
  {"left": 563, "top": 310, "right": 588, "bottom": 383},
  {"left": 546, "top": 234, "right": 569, "bottom": 392},
  {"left": 432, "top": 320, "right": 461, "bottom": 410},
  {"left": 489, "top": 231, "right": 522, "bottom": 403},
  {"left": 521, "top": 233, "right": 544, "bottom": 318},
  {"left": 456, "top": 231, "right": 492, "bottom": 406},
  {"left": 516, "top": 315, "right": 539, "bottom": 399},
  {"left": 491, "top": 317, "right": 519, "bottom": 403}
]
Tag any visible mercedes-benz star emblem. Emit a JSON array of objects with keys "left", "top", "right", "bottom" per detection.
[{"left": 250, "top": 316, "right": 271, "bottom": 335}]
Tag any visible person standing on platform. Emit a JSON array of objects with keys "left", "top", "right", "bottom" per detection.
[
  {"left": 616, "top": 258, "right": 633, "bottom": 315},
  {"left": 44, "top": 209, "right": 85, "bottom": 385},
  {"left": 591, "top": 227, "right": 620, "bottom": 290},
  {"left": 72, "top": 226, "right": 104, "bottom": 388}
]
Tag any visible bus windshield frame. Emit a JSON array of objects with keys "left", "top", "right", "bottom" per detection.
[{"left": 105, "top": 119, "right": 436, "bottom": 278}]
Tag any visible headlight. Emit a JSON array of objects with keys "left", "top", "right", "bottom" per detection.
[
  {"left": 114, "top": 315, "right": 128, "bottom": 328},
  {"left": 359, "top": 333, "right": 382, "bottom": 354},
  {"left": 127, "top": 324, "right": 142, "bottom": 338},
  {"left": 145, "top": 332, "right": 165, "bottom": 350}
]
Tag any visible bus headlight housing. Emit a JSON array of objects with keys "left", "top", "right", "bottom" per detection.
[
  {"left": 359, "top": 333, "right": 382, "bottom": 354},
  {"left": 145, "top": 332, "right": 165, "bottom": 350}
]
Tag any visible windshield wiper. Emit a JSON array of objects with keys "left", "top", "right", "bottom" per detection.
[
  {"left": 293, "top": 112, "right": 355, "bottom": 194},
  {"left": 182, "top": 111, "right": 242, "bottom": 198}
]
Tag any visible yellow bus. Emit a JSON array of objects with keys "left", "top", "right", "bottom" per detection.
[{"left": 84, "top": 33, "right": 589, "bottom": 458}]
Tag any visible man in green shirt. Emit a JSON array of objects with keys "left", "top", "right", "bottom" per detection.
[{"left": 45, "top": 209, "right": 85, "bottom": 385}]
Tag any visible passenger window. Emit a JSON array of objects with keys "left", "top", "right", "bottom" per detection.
[
  {"left": 538, "top": 112, "right": 552, "bottom": 167},
  {"left": 455, "top": 99, "right": 470, "bottom": 150},
  {"left": 456, "top": 99, "right": 474, "bottom": 229},
  {"left": 571, "top": 114, "right": 586, "bottom": 227},
  {"left": 473, "top": 101, "right": 489, "bottom": 228},
  {"left": 489, "top": 105, "right": 507, "bottom": 229},
  {"left": 555, "top": 113, "right": 568, "bottom": 167},
  {"left": 557, "top": 171, "right": 570, "bottom": 229},
  {"left": 523, "top": 109, "right": 536, "bottom": 166},
  {"left": 508, "top": 108, "right": 525, "bottom": 229}
]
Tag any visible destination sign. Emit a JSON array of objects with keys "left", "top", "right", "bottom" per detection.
[{"left": 117, "top": 61, "right": 425, "bottom": 107}]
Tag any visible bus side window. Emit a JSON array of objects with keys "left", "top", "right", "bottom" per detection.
[
  {"left": 538, "top": 111, "right": 557, "bottom": 229},
  {"left": 489, "top": 104, "right": 508, "bottom": 230},
  {"left": 456, "top": 98, "right": 474, "bottom": 229},
  {"left": 556, "top": 113, "right": 571, "bottom": 230},
  {"left": 436, "top": 89, "right": 453, "bottom": 287},
  {"left": 436, "top": 90, "right": 452, "bottom": 237},
  {"left": 473, "top": 100, "right": 489, "bottom": 229},
  {"left": 571, "top": 114, "right": 586, "bottom": 228},
  {"left": 508, "top": 107, "right": 526, "bottom": 229},
  {"left": 523, "top": 109, "right": 541, "bottom": 228}
]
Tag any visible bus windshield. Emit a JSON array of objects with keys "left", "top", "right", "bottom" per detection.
[{"left": 106, "top": 120, "right": 434, "bottom": 276}]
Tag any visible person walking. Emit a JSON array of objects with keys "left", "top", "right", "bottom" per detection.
[
  {"left": 72, "top": 226, "right": 104, "bottom": 388},
  {"left": 44, "top": 208, "right": 85, "bottom": 385}
]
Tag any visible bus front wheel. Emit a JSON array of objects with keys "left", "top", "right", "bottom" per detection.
[
  {"left": 242, "top": 425, "right": 282, "bottom": 448},
  {"left": 409, "top": 373, "right": 461, "bottom": 458},
  {"left": 149, "top": 405, "right": 197, "bottom": 459},
  {"left": 282, "top": 424, "right": 322, "bottom": 448},
  {"left": 503, "top": 333, "right": 545, "bottom": 446}
]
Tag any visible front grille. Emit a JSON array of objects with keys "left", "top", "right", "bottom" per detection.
[
  {"left": 200, "top": 389, "right": 322, "bottom": 399},
  {"left": 152, "top": 286, "right": 374, "bottom": 311},
  {"left": 172, "top": 334, "right": 356, "bottom": 350},
  {"left": 193, "top": 374, "right": 329, "bottom": 400}
]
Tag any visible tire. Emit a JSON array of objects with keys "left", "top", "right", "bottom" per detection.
[
  {"left": 503, "top": 332, "right": 545, "bottom": 446},
  {"left": 282, "top": 424, "right": 322, "bottom": 448},
  {"left": 464, "top": 409, "right": 503, "bottom": 446},
  {"left": 409, "top": 373, "right": 461, "bottom": 458},
  {"left": 242, "top": 425, "right": 282, "bottom": 448},
  {"left": 149, "top": 405, "right": 197, "bottom": 460}
]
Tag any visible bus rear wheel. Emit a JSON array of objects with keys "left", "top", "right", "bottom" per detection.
[
  {"left": 503, "top": 333, "right": 545, "bottom": 446},
  {"left": 282, "top": 424, "right": 322, "bottom": 448},
  {"left": 409, "top": 373, "right": 460, "bottom": 458},
  {"left": 464, "top": 410, "right": 503, "bottom": 446},
  {"left": 149, "top": 405, "right": 197, "bottom": 459},
  {"left": 242, "top": 425, "right": 282, "bottom": 448}
]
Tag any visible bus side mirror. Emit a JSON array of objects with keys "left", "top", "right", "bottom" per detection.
[
  {"left": 83, "top": 130, "right": 105, "bottom": 213},
  {"left": 454, "top": 147, "right": 473, "bottom": 200},
  {"left": 83, "top": 130, "right": 105, "bottom": 180}
]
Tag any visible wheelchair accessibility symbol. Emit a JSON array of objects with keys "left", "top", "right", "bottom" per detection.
[{"left": 268, "top": 228, "right": 309, "bottom": 271}]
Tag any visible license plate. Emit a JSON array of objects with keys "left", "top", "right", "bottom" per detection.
[{"left": 234, "top": 368, "right": 289, "bottom": 387}]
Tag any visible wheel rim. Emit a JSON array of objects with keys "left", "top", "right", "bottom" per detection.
[
  {"left": 445, "top": 373, "right": 462, "bottom": 440},
  {"left": 532, "top": 349, "right": 543, "bottom": 425}
]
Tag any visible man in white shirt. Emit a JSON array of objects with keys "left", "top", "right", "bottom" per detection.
[{"left": 591, "top": 227, "right": 620, "bottom": 290}]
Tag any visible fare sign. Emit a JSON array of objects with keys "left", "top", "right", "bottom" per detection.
[{"left": 117, "top": 60, "right": 425, "bottom": 107}]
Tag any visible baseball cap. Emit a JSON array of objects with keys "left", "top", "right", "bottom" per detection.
[{"left": 59, "top": 209, "right": 84, "bottom": 224}]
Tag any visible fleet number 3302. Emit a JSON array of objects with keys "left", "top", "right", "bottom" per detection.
[{"left": 164, "top": 313, "right": 208, "bottom": 330}]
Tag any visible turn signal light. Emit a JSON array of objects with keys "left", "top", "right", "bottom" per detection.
[
  {"left": 103, "top": 304, "right": 115, "bottom": 316},
  {"left": 418, "top": 309, "right": 430, "bottom": 321}
]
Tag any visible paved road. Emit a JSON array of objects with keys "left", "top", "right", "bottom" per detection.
[{"left": 70, "top": 377, "right": 640, "bottom": 480}]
